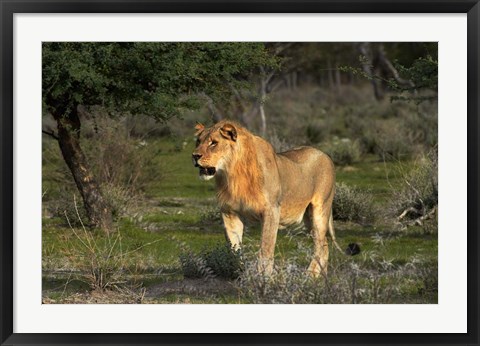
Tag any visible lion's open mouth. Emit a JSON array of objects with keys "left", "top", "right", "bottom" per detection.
[{"left": 199, "top": 166, "right": 216, "bottom": 176}]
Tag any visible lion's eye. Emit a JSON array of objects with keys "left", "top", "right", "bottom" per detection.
[
  {"left": 196, "top": 139, "right": 201, "bottom": 147},
  {"left": 210, "top": 140, "right": 218, "bottom": 147}
]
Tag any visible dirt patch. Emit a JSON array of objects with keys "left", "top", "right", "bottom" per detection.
[
  {"left": 42, "top": 278, "right": 239, "bottom": 304},
  {"left": 42, "top": 287, "right": 146, "bottom": 304},
  {"left": 146, "top": 278, "right": 238, "bottom": 299}
]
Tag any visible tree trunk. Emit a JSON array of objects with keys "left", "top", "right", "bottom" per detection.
[
  {"left": 327, "top": 60, "right": 335, "bottom": 89},
  {"left": 258, "top": 67, "right": 273, "bottom": 138},
  {"left": 54, "top": 107, "right": 113, "bottom": 232},
  {"left": 375, "top": 44, "right": 415, "bottom": 89},
  {"left": 358, "top": 42, "right": 385, "bottom": 101},
  {"left": 335, "top": 65, "right": 342, "bottom": 91}
]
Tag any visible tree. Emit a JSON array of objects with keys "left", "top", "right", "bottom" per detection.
[
  {"left": 43, "top": 42, "right": 278, "bottom": 232},
  {"left": 339, "top": 43, "right": 437, "bottom": 103},
  {"left": 357, "top": 43, "right": 414, "bottom": 101}
]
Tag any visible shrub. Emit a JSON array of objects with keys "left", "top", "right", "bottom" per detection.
[
  {"left": 75, "top": 230, "right": 127, "bottom": 290},
  {"left": 49, "top": 192, "right": 89, "bottom": 227},
  {"left": 82, "top": 116, "right": 161, "bottom": 194},
  {"left": 44, "top": 114, "right": 161, "bottom": 222},
  {"left": 388, "top": 149, "right": 438, "bottom": 229},
  {"left": 403, "top": 108, "right": 438, "bottom": 150},
  {"left": 345, "top": 98, "right": 437, "bottom": 161},
  {"left": 203, "top": 244, "right": 244, "bottom": 280},
  {"left": 267, "top": 130, "right": 296, "bottom": 153},
  {"left": 333, "top": 183, "right": 376, "bottom": 224},
  {"left": 61, "top": 198, "right": 160, "bottom": 291},
  {"left": 199, "top": 207, "right": 222, "bottom": 225},
  {"left": 100, "top": 182, "right": 143, "bottom": 220},
  {"left": 238, "top": 261, "right": 319, "bottom": 304},
  {"left": 125, "top": 114, "right": 171, "bottom": 138},
  {"left": 179, "top": 251, "right": 215, "bottom": 280},
  {"left": 305, "top": 120, "right": 328, "bottom": 144},
  {"left": 237, "top": 251, "right": 436, "bottom": 304},
  {"left": 363, "top": 120, "right": 414, "bottom": 161},
  {"left": 180, "top": 243, "right": 243, "bottom": 280},
  {"left": 322, "top": 138, "right": 361, "bottom": 166}
]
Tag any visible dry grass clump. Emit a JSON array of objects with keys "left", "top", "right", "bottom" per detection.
[
  {"left": 82, "top": 116, "right": 160, "bottom": 212},
  {"left": 237, "top": 249, "right": 437, "bottom": 304},
  {"left": 388, "top": 149, "right": 438, "bottom": 230},
  {"left": 333, "top": 183, "right": 376, "bottom": 224},
  {"left": 55, "top": 197, "right": 161, "bottom": 291}
]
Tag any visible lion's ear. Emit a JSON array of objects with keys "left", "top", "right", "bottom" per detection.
[
  {"left": 194, "top": 122, "right": 205, "bottom": 136},
  {"left": 219, "top": 123, "right": 237, "bottom": 142}
]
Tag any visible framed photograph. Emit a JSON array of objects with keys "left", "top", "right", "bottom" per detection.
[{"left": 1, "top": 1, "right": 478, "bottom": 345}]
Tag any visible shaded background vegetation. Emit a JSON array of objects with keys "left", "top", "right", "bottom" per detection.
[{"left": 42, "top": 42, "right": 438, "bottom": 304}]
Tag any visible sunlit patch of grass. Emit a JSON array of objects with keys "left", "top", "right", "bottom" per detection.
[
  {"left": 142, "top": 212, "right": 202, "bottom": 225},
  {"left": 336, "top": 156, "right": 416, "bottom": 204},
  {"left": 144, "top": 139, "right": 216, "bottom": 199}
]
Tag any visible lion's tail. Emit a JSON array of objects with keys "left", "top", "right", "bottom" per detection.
[
  {"left": 328, "top": 213, "right": 345, "bottom": 253},
  {"left": 328, "top": 213, "right": 360, "bottom": 256}
]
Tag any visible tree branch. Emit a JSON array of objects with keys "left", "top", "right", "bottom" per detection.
[{"left": 42, "top": 130, "right": 59, "bottom": 140}]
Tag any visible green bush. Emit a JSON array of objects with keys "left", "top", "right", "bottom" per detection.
[
  {"left": 199, "top": 207, "right": 222, "bottom": 225},
  {"left": 179, "top": 251, "right": 215, "bottom": 280},
  {"left": 203, "top": 244, "right": 244, "bottom": 280},
  {"left": 333, "top": 183, "right": 376, "bottom": 224},
  {"left": 180, "top": 243, "right": 243, "bottom": 280}
]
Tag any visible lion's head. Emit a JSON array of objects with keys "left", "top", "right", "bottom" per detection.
[{"left": 192, "top": 121, "right": 238, "bottom": 181}]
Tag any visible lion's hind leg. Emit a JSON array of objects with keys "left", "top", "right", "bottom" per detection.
[{"left": 306, "top": 201, "right": 332, "bottom": 278}]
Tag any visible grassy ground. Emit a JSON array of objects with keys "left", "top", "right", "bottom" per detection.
[{"left": 42, "top": 137, "right": 437, "bottom": 304}]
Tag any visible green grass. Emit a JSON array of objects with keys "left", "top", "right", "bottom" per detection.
[
  {"left": 335, "top": 156, "right": 415, "bottom": 204},
  {"left": 145, "top": 139, "right": 216, "bottom": 199}
]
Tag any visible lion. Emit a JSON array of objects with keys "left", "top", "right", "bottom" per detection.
[{"left": 192, "top": 120, "right": 346, "bottom": 277}]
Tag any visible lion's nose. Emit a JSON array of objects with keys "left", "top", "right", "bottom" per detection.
[{"left": 192, "top": 154, "right": 202, "bottom": 166}]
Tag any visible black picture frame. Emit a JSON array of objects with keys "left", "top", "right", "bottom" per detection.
[{"left": 1, "top": 1, "right": 479, "bottom": 345}]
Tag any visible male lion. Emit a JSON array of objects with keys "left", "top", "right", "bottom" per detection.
[{"left": 192, "top": 120, "right": 343, "bottom": 277}]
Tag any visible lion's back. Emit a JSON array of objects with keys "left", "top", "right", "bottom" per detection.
[
  {"left": 277, "top": 146, "right": 333, "bottom": 172},
  {"left": 276, "top": 146, "right": 335, "bottom": 194}
]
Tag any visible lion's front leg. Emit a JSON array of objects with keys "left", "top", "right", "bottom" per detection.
[
  {"left": 258, "top": 207, "right": 280, "bottom": 276},
  {"left": 222, "top": 212, "right": 244, "bottom": 250}
]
